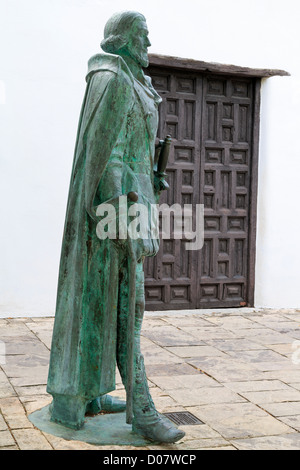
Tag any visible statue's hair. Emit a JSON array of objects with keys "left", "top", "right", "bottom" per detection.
[{"left": 101, "top": 11, "right": 146, "bottom": 54}]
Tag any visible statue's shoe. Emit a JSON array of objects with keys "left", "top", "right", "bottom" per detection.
[
  {"left": 132, "top": 413, "right": 185, "bottom": 443},
  {"left": 100, "top": 395, "right": 126, "bottom": 413},
  {"left": 86, "top": 395, "right": 126, "bottom": 415}
]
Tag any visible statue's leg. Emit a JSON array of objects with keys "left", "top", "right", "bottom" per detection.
[
  {"left": 117, "top": 260, "right": 185, "bottom": 443},
  {"left": 50, "top": 394, "right": 87, "bottom": 430}
]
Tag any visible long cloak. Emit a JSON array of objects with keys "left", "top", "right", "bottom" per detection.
[{"left": 46, "top": 53, "right": 160, "bottom": 401}]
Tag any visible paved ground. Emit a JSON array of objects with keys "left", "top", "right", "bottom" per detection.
[{"left": 1, "top": 308, "right": 300, "bottom": 450}]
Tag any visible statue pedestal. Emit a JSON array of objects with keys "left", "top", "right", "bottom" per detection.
[{"left": 29, "top": 404, "right": 155, "bottom": 447}]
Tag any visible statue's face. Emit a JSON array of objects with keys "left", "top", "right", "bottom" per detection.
[{"left": 125, "top": 19, "right": 151, "bottom": 68}]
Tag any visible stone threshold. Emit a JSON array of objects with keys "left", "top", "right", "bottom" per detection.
[{"left": 1, "top": 307, "right": 299, "bottom": 319}]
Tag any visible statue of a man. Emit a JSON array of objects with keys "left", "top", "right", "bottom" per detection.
[{"left": 46, "top": 11, "right": 185, "bottom": 444}]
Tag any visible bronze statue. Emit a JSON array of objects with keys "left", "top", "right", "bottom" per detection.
[{"left": 46, "top": 11, "right": 185, "bottom": 444}]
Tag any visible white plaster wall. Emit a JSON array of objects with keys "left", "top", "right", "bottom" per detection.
[{"left": 0, "top": 0, "right": 299, "bottom": 315}]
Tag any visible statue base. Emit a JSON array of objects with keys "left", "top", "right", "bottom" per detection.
[{"left": 28, "top": 404, "right": 156, "bottom": 447}]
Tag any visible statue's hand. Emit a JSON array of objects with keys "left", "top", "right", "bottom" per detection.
[
  {"left": 127, "top": 237, "right": 159, "bottom": 262},
  {"left": 155, "top": 139, "right": 164, "bottom": 150},
  {"left": 127, "top": 238, "right": 143, "bottom": 263}
]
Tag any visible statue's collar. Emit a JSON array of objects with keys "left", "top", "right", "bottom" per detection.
[
  {"left": 86, "top": 53, "right": 162, "bottom": 105},
  {"left": 143, "top": 75, "right": 162, "bottom": 105},
  {"left": 120, "top": 56, "right": 162, "bottom": 106}
]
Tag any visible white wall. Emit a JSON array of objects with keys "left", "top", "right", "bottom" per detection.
[{"left": 0, "top": 0, "right": 299, "bottom": 315}]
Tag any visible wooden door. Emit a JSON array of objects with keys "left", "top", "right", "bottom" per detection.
[{"left": 144, "top": 64, "right": 260, "bottom": 310}]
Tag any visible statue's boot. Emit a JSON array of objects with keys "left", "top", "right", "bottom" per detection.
[
  {"left": 131, "top": 354, "right": 185, "bottom": 444},
  {"left": 117, "top": 261, "right": 185, "bottom": 443},
  {"left": 132, "top": 413, "right": 185, "bottom": 444},
  {"left": 100, "top": 395, "right": 126, "bottom": 412},
  {"left": 85, "top": 395, "right": 126, "bottom": 415},
  {"left": 119, "top": 354, "right": 185, "bottom": 443}
]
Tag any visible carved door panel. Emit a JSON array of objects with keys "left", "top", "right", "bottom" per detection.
[{"left": 145, "top": 66, "right": 257, "bottom": 310}]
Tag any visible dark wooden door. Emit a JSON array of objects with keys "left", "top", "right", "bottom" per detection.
[{"left": 144, "top": 64, "right": 260, "bottom": 310}]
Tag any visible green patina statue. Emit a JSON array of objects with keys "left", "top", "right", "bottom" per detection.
[{"left": 46, "top": 11, "right": 185, "bottom": 444}]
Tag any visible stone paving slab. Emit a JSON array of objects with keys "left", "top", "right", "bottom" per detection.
[
  {"left": 233, "top": 433, "right": 300, "bottom": 450},
  {"left": 186, "top": 402, "right": 293, "bottom": 439},
  {"left": 0, "top": 308, "right": 299, "bottom": 450}
]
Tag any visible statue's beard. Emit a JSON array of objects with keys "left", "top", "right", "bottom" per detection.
[
  {"left": 138, "top": 51, "right": 149, "bottom": 68},
  {"left": 131, "top": 49, "right": 149, "bottom": 68}
]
